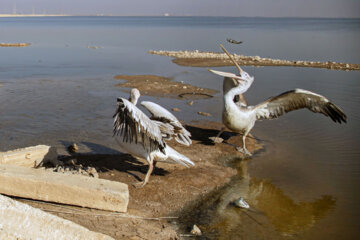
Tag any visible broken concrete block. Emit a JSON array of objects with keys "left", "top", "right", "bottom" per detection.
[
  {"left": 0, "top": 145, "right": 58, "bottom": 167},
  {"left": 0, "top": 164, "right": 129, "bottom": 212},
  {"left": 0, "top": 194, "right": 114, "bottom": 240}
]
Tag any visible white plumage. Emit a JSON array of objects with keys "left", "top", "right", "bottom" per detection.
[
  {"left": 209, "top": 45, "right": 347, "bottom": 156},
  {"left": 113, "top": 88, "right": 193, "bottom": 187},
  {"left": 141, "top": 101, "right": 192, "bottom": 146}
]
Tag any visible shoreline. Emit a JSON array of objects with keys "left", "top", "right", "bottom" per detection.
[
  {"left": 0, "top": 14, "right": 69, "bottom": 17},
  {"left": 148, "top": 50, "right": 360, "bottom": 71}
]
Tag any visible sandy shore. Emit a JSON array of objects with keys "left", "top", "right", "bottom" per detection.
[{"left": 148, "top": 50, "right": 360, "bottom": 71}]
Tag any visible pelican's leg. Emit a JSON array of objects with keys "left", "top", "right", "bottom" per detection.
[
  {"left": 213, "top": 127, "right": 225, "bottom": 143},
  {"left": 236, "top": 131, "right": 252, "bottom": 156},
  {"left": 133, "top": 160, "right": 154, "bottom": 188}
]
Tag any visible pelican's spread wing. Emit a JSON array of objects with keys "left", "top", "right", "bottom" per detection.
[
  {"left": 141, "top": 101, "right": 192, "bottom": 146},
  {"left": 209, "top": 69, "right": 254, "bottom": 95},
  {"left": 152, "top": 120, "right": 175, "bottom": 139},
  {"left": 113, "top": 98, "right": 166, "bottom": 153},
  {"left": 253, "top": 89, "right": 347, "bottom": 123}
]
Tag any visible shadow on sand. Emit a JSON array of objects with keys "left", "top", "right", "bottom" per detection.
[
  {"left": 57, "top": 141, "right": 169, "bottom": 182},
  {"left": 185, "top": 125, "right": 238, "bottom": 145}
]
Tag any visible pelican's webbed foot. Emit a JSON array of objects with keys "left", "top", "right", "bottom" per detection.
[{"left": 236, "top": 146, "right": 252, "bottom": 156}]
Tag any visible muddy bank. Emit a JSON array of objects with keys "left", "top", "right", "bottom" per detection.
[
  {"left": 0, "top": 43, "right": 30, "bottom": 47},
  {"left": 114, "top": 74, "right": 217, "bottom": 99},
  {"left": 148, "top": 50, "right": 360, "bottom": 71},
  {"left": 22, "top": 122, "right": 262, "bottom": 239}
]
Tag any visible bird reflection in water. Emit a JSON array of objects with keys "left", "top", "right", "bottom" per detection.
[{"left": 179, "top": 158, "right": 336, "bottom": 239}]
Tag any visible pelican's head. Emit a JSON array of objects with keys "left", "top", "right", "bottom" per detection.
[
  {"left": 237, "top": 70, "right": 253, "bottom": 83},
  {"left": 217, "top": 43, "right": 254, "bottom": 84},
  {"left": 129, "top": 88, "right": 141, "bottom": 105}
]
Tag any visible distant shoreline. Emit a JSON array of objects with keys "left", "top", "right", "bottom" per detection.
[
  {"left": 0, "top": 14, "right": 359, "bottom": 19},
  {"left": 0, "top": 14, "right": 69, "bottom": 17}
]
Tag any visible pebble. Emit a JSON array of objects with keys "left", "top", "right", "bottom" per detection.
[
  {"left": 209, "top": 136, "right": 223, "bottom": 143},
  {"left": 188, "top": 101, "right": 194, "bottom": 106},
  {"left": 198, "top": 111, "right": 211, "bottom": 117},
  {"left": 86, "top": 167, "right": 99, "bottom": 178},
  {"left": 67, "top": 143, "right": 78, "bottom": 153},
  {"left": 190, "top": 224, "right": 202, "bottom": 236},
  {"left": 234, "top": 197, "right": 250, "bottom": 209},
  {"left": 172, "top": 108, "right": 181, "bottom": 112}
]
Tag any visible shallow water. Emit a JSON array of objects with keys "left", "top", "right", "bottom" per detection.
[{"left": 0, "top": 16, "right": 359, "bottom": 239}]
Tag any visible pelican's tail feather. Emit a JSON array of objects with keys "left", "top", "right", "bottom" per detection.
[{"left": 165, "top": 146, "right": 194, "bottom": 167}]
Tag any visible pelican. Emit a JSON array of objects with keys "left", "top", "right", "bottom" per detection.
[
  {"left": 226, "top": 38, "right": 243, "bottom": 45},
  {"left": 113, "top": 88, "right": 194, "bottom": 187},
  {"left": 210, "top": 45, "right": 347, "bottom": 156}
]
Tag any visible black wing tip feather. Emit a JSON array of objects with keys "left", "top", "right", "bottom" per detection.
[{"left": 327, "top": 103, "right": 347, "bottom": 124}]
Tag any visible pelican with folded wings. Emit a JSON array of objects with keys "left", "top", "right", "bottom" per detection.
[
  {"left": 113, "top": 88, "right": 193, "bottom": 187},
  {"left": 209, "top": 45, "right": 347, "bottom": 156}
]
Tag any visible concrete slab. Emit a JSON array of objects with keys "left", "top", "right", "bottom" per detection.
[
  {"left": 0, "top": 164, "right": 128, "bottom": 212},
  {"left": 0, "top": 194, "right": 114, "bottom": 240}
]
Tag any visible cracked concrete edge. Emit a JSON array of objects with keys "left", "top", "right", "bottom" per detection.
[
  {"left": 0, "top": 194, "right": 114, "bottom": 240},
  {"left": 0, "top": 145, "right": 58, "bottom": 168}
]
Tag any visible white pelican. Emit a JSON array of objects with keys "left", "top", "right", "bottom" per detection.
[
  {"left": 113, "top": 88, "right": 194, "bottom": 187},
  {"left": 210, "top": 45, "right": 347, "bottom": 156}
]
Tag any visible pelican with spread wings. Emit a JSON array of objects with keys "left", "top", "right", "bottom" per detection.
[
  {"left": 113, "top": 88, "right": 193, "bottom": 187},
  {"left": 210, "top": 45, "right": 347, "bottom": 156}
]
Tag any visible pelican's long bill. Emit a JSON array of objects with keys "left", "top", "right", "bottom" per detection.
[
  {"left": 208, "top": 69, "right": 246, "bottom": 82},
  {"left": 219, "top": 44, "right": 243, "bottom": 74}
]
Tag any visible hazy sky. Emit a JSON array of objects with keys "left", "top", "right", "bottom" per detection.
[{"left": 1, "top": 0, "right": 359, "bottom": 18}]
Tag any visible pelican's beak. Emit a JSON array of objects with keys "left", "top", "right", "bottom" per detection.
[
  {"left": 208, "top": 69, "right": 246, "bottom": 84},
  {"left": 219, "top": 44, "right": 243, "bottom": 75}
]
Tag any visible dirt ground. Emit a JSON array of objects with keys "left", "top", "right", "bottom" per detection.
[{"left": 22, "top": 121, "right": 262, "bottom": 240}]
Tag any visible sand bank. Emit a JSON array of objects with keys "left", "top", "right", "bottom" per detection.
[
  {"left": 148, "top": 50, "right": 360, "bottom": 71},
  {"left": 0, "top": 43, "right": 30, "bottom": 47}
]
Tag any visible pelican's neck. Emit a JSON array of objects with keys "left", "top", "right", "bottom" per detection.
[
  {"left": 130, "top": 95, "right": 139, "bottom": 105},
  {"left": 224, "top": 85, "right": 245, "bottom": 106}
]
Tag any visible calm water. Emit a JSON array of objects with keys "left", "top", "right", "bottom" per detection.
[{"left": 0, "top": 17, "right": 359, "bottom": 239}]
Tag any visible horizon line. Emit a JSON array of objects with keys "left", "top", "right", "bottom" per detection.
[{"left": 0, "top": 14, "right": 359, "bottom": 19}]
